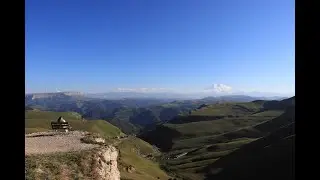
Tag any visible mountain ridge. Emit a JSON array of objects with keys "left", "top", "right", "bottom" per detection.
[
  {"left": 25, "top": 92, "right": 291, "bottom": 135},
  {"left": 137, "top": 97, "right": 294, "bottom": 179}
]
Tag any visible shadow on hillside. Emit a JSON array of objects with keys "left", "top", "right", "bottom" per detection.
[
  {"left": 204, "top": 106, "right": 295, "bottom": 145},
  {"left": 138, "top": 126, "right": 182, "bottom": 152},
  {"left": 205, "top": 136, "right": 294, "bottom": 180},
  {"left": 169, "top": 115, "right": 226, "bottom": 124},
  {"left": 262, "top": 96, "right": 295, "bottom": 111},
  {"left": 203, "top": 107, "right": 295, "bottom": 180}
]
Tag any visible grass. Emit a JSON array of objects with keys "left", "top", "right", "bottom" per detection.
[
  {"left": 204, "top": 122, "right": 295, "bottom": 180},
  {"left": 251, "top": 110, "right": 284, "bottom": 117},
  {"left": 173, "top": 159, "right": 219, "bottom": 169},
  {"left": 165, "top": 116, "right": 270, "bottom": 139},
  {"left": 25, "top": 110, "right": 123, "bottom": 138},
  {"left": 25, "top": 149, "right": 100, "bottom": 180},
  {"left": 118, "top": 136, "right": 158, "bottom": 155},
  {"left": 139, "top": 100, "right": 292, "bottom": 180},
  {"left": 178, "top": 150, "right": 233, "bottom": 163},
  {"left": 25, "top": 110, "right": 172, "bottom": 180},
  {"left": 165, "top": 138, "right": 256, "bottom": 169},
  {"left": 158, "top": 138, "right": 258, "bottom": 180},
  {"left": 116, "top": 137, "right": 171, "bottom": 180},
  {"left": 26, "top": 99, "right": 293, "bottom": 180},
  {"left": 25, "top": 110, "right": 83, "bottom": 120},
  {"left": 190, "top": 102, "right": 262, "bottom": 117},
  {"left": 141, "top": 102, "right": 284, "bottom": 151},
  {"left": 205, "top": 138, "right": 257, "bottom": 151}
]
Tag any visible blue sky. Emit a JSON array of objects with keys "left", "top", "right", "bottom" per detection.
[{"left": 26, "top": 0, "right": 295, "bottom": 96}]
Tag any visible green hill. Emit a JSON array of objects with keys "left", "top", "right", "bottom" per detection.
[
  {"left": 25, "top": 94, "right": 218, "bottom": 134},
  {"left": 116, "top": 136, "right": 171, "bottom": 180},
  {"left": 25, "top": 110, "right": 123, "bottom": 138},
  {"left": 139, "top": 97, "right": 294, "bottom": 179},
  {"left": 97, "top": 103, "right": 201, "bottom": 135},
  {"left": 139, "top": 101, "right": 281, "bottom": 151},
  {"left": 26, "top": 94, "right": 289, "bottom": 135},
  {"left": 204, "top": 113, "right": 295, "bottom": 180},
  {"left": 25, "top": 109, "right": 172, "bottom": 180}
]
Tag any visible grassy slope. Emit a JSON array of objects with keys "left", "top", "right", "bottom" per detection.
[
  {"left": 140, "top": 100, "right": 293, "bottom": 179},
  {"left": 110, "top": 102, "right": 199, "bottom": 134},
  {"left": 141, "top": 102, "right": 281, "bottom": 151},
  {"left": 26, "top": 149, "right": 102, "bottom": 180},
  {"left": 190, "top": 102, "right": 261, "bottom": 116},
  {"left": 111, "top": 108, "right": 140, "bottom": 134},
  {"left": 26, "top": 137, "right": 171, "bottom": 180},
  {"left": 117, "top": 137, "right": 171, "bottom": 180},
  {"left": 25, "top": 110, "right": 171, "bottom": 180},
  {"left": 204, "top": 113, "right": 295, "bottom": 180},
  {"left": 25, "top": 110, "right": 123, "bottom": 138}
]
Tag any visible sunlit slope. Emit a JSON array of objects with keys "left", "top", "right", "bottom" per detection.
[
  {"left": 25, "top": 110, "right": 123, "bottom": 138},
  {"left": 139, "top": 98, "right": 294, "bottom": 179}
]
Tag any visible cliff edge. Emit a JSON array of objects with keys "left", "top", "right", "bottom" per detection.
[{"left": 25, "top": 131, "right": 120, "bottom": 180}]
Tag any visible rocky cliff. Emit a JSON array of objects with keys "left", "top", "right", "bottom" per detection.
[
  {"left": 95, "top": 146, "right": 120, "bottom": 180},
  {"left": 25, "top": 131, "right": 120, "bottom": 180}
]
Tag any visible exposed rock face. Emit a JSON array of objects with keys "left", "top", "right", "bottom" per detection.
[
  {"left": 126, "top": 165, "right": 136, "bottom": 173},
  {"left": 95, "top": 146, "right": 120, "bottom": 180},
  {"left": 95, "top": 137, "right": 106, "bottom": 143},
  {"left": 25, "top": 131, "right": 121, "bottom": 180}
]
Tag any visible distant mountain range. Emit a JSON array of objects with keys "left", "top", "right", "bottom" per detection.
[
  {"left": 26, "top": 91, "right": 287, "bottom": 101},
  {"left": 25, "top": 92, "right": 288, "bottom": 134},
  {"left": 25, "top": 91, "right": 294, "bottom": 180}
]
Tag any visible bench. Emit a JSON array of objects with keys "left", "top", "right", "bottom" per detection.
[{"left": 51, "top": 122, "right": 72, "bottom": 132}]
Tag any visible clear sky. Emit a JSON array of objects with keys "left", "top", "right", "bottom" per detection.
[{"left": 26, "top": 0, "right": 295, "bottom": 96}]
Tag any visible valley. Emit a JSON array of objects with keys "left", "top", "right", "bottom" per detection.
[
  {"left": 25, "top": 1, "right": 295, "bottom": 179},
  {"left": 138, "top": 97, "right": 295, "bottom": 179},
  {"left": 25, "top": 93, "right": 294, "bottom": 180},
  {"left": 25, "top": 110, "right": 172, "bottom": 180},
  {"left": 25, "top": 92, "right": 284, "bottom": 134}
]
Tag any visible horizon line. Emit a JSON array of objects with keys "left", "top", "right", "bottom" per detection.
[{"left": 25, "top": 90, "right": 293, "bottom": 97}]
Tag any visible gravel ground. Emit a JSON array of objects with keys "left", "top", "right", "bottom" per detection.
[{"left": 25, "top": 131, "right": 100, "bottom": 155}]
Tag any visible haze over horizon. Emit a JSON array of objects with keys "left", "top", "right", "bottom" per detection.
[
  {"left": 26, "top": 0, "right": 295, "bottom": 96},
  {"left": 25, "top": 85, "right": 292, "bottom": 99}
]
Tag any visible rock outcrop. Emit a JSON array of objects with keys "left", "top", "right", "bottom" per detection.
[
  {"left": 95, "top": 146, "right": 120, "bottom": 180},
  {"left": 25, "top": 131, "right": 121, "bottom": 180}
]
